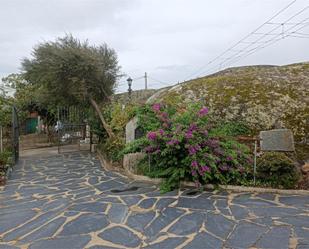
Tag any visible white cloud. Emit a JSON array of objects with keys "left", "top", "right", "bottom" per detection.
[{"left": 0, "top": 0, "right": 308, "bottom": 93}]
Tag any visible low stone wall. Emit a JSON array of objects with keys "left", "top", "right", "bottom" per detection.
[{"left": 123, "top": 152, "right": 146, "bottom": 174}]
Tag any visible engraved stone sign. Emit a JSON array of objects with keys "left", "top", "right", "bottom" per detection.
[
  {"left": 125, "top": 117, "right": 138, "bottom": 144},
  {"left": 260, "top": 129, "right": 295, "bottom": 152},
  {"left": 125, "top": 116, "right": 144, "bottom": 144}
]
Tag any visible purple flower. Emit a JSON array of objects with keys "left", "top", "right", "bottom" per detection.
[
  {"left": 147, "top": 131, "right": 157, "bottom": 141},
  {"left": 198, "top": 107, "right": 209, "bottom": 117},
  {"left": 226, "top": 156, "right": 233, "bottom": 161},
  {"left": 166, "top": 139, "right": 179, "bottom": 146},
  {"left": 191, "top": 170, "right": 197, "bottom": 176},
  {"left": 158, "top": 129, "right": 165, "bottom": 135},
  {"left": 191, "top": 161, "right": 199, "bottom": 168},
  {"left": 203, "top": 130, "right": 208, "bottom": 136},
  {"left": 161, "top": 112, "right": 168, "bottom": 118},
  {"left": 145, "top": 146, "right": 155, "bottom": 153},
  {"left": 189, "top": 123, "right": 198, "bottom": 131},
  {"left": 152, "top": 103, "right": 161, "bottom": 112},
  {"left": 185, "top": 130, "right": 193, "bottom": 139},
  {"left": 188, "top": 145, "right": 201, "bottom": 155},
  {"left": 200, "top": 165, "right": 210, "bottom": 173}
]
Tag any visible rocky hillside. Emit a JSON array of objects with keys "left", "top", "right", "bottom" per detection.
[{"left": 148, "top": 62, "right": 309, "bottom": 142}]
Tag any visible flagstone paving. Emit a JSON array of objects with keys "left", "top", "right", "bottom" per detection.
[{"left": 0, "top": 152, "right": 308, "bottom": 249}]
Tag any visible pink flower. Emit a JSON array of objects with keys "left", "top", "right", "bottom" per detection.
[
  {"left": 198, "top": 107, "right": 209, "bottom": 117},
  {"left": 191, "top": 161, "right": 199, "bottom": 168},
  {"left": 201, "top": 165, "right": 210, "bottom": 172},
  {"left": 158, "top": 129, "right": 165, "bottom": 135},
  {"left": 167, "top": 139, "right": 179, "bottom": 146},
  {"left": 147, "top": 131, "right": 157, "bottom": 140},
  {"left": 152, "top": 103, "right": 161, "bottom": 112}
]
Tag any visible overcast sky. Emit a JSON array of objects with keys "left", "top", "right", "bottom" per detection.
[{"left": 0, "top": 0, "right": 308, "bottom": 93}]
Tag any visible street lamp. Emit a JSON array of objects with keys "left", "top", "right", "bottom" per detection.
[{"left": 127, "top": 77, "right": 133, "bottom": 101}]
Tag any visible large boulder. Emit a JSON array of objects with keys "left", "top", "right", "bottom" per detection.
[{"left": 148, "top": 62, "right": 309, "bottom": 142}]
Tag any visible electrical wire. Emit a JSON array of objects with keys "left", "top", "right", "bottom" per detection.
[{"left": 183, "top": 0, "right": 304, "bottom": 80}]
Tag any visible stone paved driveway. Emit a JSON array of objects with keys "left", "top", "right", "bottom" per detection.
[{"left": 0, "top": 152, "right": 308, "bottom": 249}]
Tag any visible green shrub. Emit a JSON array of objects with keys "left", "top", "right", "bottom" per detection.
[
  {"left": 257, "top": 152, "right": 300, "bottom": 189},
  {"left": 122, "top": 102, "right": 252, "bottom": 192},
  {"left": 0, "top": 151, "right": 13, "bottom": 177}
]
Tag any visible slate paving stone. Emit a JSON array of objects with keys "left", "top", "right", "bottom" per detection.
[
  {"left": 230, "top": 204, "right": 250, "bottom": 219},
  {"left": 95, "top": 180, "right": 123, "bottom": 192},
  {"left": 226, "top": 221, "right": 268, "bottom": 248},
  {"left": 19, "top": 217, "right": 67, "bottom": 243},
  {"left": 107, "top": 204, "right": 129, "bottom": 223},
  {"left": 138, "top": 198, "right": 156, "bottom": 209},
  {"left": 0, "top": 245, "right": 20, "bottom": 249},
  {"left": 98, "top": 226, "right": 141, "bottom": 248},
  {"left": 255, "top": 193, "right": 276, "bottom": 201},
  {"left": 0, "top": 210, "right": 37, "bottom": 234},
  {"left": 126, "top": 211, "right": 156, "bottom": 232},
  {"left": 3, "top": 210, "right": 61, "bottom": 241},
  {"left": 183, "top": 232, "right": 223, "bottom": 249},
  {"left": 59, "top": 213, "right": 109, "bottom": 236},
  {"left": 279, "top": 196, "right": 309, "bottom": 208},
  {"left": 250, "top": 206, "right": 301, "bottom": 217},
  {"left": 176, "top": 196, "right": 215, "bottom": 210},
  {"left": 233, "top": 197, "right": 276, "bottom": 207},
  {"left": 155, "top": 198, "right": 176, "bottom": 210},
  {"left": 142, "top": 237, "right": 187, "bottom": 249},
  {"left": 88, "top": 246, "right": 120, "bottom": 249},
  {"left": 122, "top": 196, "right": 143, "bottom": 206},
  {"left": 205, "top": 213, "right": 235, "bottom": 239},
  {"left": 28, "top": 235, "right": 91, "bottom": 249},
  {"left": 168, "top": 212, "right": 206, "bottom": 235},
  {"left": 69, "top": 202, "right": 108, "bottom": 213},
  {"left": 144, "top": 208, "right": 185, "bottom": 239},
  {"left": 256, "top": 226, "right": 291, "bottom": 249},
  {"left": 1, "top": 151, "right": 308, "bottom": 249}
]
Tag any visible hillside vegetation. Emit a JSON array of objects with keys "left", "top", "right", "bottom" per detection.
[{"left": 148, "top": 62, "right": 309, "bottom": 142}]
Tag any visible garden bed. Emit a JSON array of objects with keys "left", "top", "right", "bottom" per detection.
[{"left": 97, "top": 150, "right": 309, "bottom": 195}]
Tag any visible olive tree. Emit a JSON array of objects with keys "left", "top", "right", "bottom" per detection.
[{"left": 22, "top": 35, "right": 120, "bottom": 138}]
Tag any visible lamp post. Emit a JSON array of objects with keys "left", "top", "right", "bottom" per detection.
[{"left": 127, "top": 77, "right": 132, "bottom": 102}]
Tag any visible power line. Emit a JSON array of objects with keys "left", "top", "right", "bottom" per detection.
[
  {"left": 183, "top": 0, "right": 304, "bottom": 80},
  {"left": 192, "top": 4, "right": 309, "bottom": 78}
]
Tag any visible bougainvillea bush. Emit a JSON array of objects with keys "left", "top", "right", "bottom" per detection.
[{"left": 123, "top": 103, "right": 253, "bottom": 192}]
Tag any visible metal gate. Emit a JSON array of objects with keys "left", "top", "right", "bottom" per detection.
[{"left": 57, "top": 106, "right": 92, "bottom": 153}]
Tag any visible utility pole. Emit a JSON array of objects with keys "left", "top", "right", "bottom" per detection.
[{"left": 144, "top": 72, "right": 148, "bottom": 90}]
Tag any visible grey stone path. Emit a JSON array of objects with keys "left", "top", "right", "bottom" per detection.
[{"left": 0, "top": 152, "right": 308, "bottom": 249}]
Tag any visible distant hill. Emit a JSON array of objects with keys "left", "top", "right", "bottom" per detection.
[{"left": 147, "top": 62, "right": 309, "bottom": 142}]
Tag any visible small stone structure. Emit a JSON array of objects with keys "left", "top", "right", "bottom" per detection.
[
  {"left": 123, "top": 152, "right": 146, "bottom": 174},
  {"left": 260, "top": 129, "right": 295, "bottom": 152},
  {"left": 124, "top": 117, "right": 146, "bottom": 174},
  {"left": 125, "top": 117, "right": 138, "bottom": 144}
]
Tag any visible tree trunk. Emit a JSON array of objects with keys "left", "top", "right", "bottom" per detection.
[{"left": 89, "top": 98, "right": 115, "bottom": 138}]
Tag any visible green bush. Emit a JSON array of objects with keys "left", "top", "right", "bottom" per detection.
[
  {"left": 0, "top": 151, "right": 13, "bottom": 177},
  {"left": 122, "top": 102, "right": 252, "bottom": 192},
  {"left": 257, "top": 152, "right": 300, "bottom": 189}
]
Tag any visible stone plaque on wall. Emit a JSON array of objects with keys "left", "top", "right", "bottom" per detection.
[
  {"left": 125, "top": 116, "right": 138, "bottom": 144},
  {"left": 260, "top": 129, "right": 295, "bottom": 152}
]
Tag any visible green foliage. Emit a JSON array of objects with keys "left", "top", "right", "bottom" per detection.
[
  {"left": 22, "top": 35, "right": 121, "bottom": 138},
  {"left": 0, "top": 151, "right": 13, "bottom": 177},
  {"left": 257, "top": 152, "right": 300, "bottom": 189},
  {"left": 123, "top": 102, "right": 252, "bottom": 192},
  {"left": 209, "top": 121, "right": 251, "bottom": 137},
  {"left": 22, "top": 35, "right": 120, "bottom": 106},
  {"left": 95, "top": 103, "right": 137, "bottom": 161}
]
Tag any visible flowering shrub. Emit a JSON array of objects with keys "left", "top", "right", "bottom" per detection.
[{"left": 124, "top": 102, "right": 252, "bottom": 192}]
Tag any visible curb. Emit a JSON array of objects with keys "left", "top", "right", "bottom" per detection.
[{"left": 96, "top": 150, "right": 309, "bottom": 196}]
